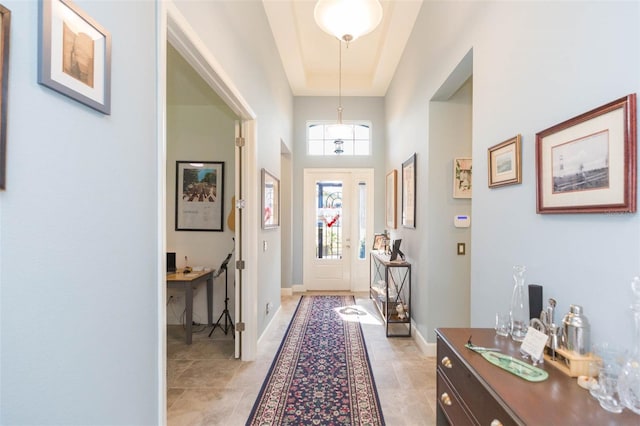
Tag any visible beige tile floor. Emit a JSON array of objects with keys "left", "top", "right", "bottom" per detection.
[{"left": 167, "top": 292, "right": 437, "bottom": 426}]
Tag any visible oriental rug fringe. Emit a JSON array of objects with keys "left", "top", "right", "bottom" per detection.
[{"left": 246, "top": 295, "right": 385, "bottom": 426}]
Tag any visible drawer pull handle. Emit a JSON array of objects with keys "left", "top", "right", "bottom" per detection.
[
  {"left": 440, "top": 392, "right": 452, "bottom": 406},
  {"left": 490, "top": 420, "right": 503, "bottom": 426},
  {"left": 441, "top": 356, "right": 453, "bottom": 368}
]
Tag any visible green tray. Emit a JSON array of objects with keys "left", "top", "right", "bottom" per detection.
[{"left": 480, "top": 351, "right": 548, "bottom": 382}]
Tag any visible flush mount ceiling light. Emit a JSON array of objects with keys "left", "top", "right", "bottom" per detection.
[{"left": 314, "top": 0, "right": 383, "bottom": 43}]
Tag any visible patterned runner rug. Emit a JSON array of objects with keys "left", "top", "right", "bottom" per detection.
[{"left": 246, "top": 295, "right": 385, "bottom": 425}]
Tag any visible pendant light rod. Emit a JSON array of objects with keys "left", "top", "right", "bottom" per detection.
[{"left": 337, "top": 38, "right": 343, "bottom": 124}]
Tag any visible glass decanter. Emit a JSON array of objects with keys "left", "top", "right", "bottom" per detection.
[
  {"left": 618, "top": 276, "right": 640, "bottom": 414},
  {"left": 509, "top": 265, "right": 529, "bottom": 342}
]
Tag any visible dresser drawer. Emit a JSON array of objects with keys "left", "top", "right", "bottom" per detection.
[
  {"left": 437, "top": 336, "right": 517, "bottom": 426},
  {"left": 436, "top": 369, "right": 473, "bottom": 425}
]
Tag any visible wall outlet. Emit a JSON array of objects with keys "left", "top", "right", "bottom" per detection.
[{"left": 266, "top": 302, "right": 273, "bottom": 315}]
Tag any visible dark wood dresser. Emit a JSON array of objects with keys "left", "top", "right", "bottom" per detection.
[{"left": 435, "top": 328, "right": 638, "bottom": 425}]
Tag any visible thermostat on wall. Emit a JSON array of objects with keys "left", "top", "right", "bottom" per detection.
[{"left": 454, "top": 215, "right": 470, "bottom": 228}]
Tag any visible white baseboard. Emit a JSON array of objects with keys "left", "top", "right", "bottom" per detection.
[
  {"left": 292, "top": 284, "right": 306, "bottom": 293},
  {"left": 413, "top": 322, "right": 437, "bottom": 357},
  {"left": 257, "top": 304, "right": 282, "bottom": 350}
]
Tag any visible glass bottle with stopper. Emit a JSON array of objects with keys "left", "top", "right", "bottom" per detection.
[{"left": 509, "top": 265, "right": 529, "bottom": 342}]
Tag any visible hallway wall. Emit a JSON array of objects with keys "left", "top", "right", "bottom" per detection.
[
  {"left": 386, "top": 1, "right": 640, "bottom": 346},
  {"left": 0, "top": 1, "right": 159, "bottom": 423},
  {"left": 171, "top": 0, "right": 293, "bottom": 338}
]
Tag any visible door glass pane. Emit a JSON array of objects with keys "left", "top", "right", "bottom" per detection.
[
  {"left": 358, "top": 182, "right": 366, "bottom": 260},
  {"left": 315, "top": 181, "right": 343, "bottom": 259}
]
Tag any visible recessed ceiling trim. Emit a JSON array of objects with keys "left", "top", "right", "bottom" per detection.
[{"left": 263, "top": 0, "right": 423, "bottom": 97}]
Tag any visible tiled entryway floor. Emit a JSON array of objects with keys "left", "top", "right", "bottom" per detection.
[{"left": 167, "top": 292, "right": 437, "bottom": 425}]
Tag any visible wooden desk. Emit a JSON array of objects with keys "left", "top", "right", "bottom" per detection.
[
  {"left": 166, "top": 269, "right": 214, "bottom": 344},
  {"left": 435, "top": 328, "right": 638, "bottom": 425}
]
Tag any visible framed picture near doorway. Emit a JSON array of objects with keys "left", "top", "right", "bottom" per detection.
[
  {"left": 385, "top": 169, "right": 397, "bottom": 229},
  {"left": 453, "top": 157, "right": 472, "bottom": 198},
  {"left": 175, "top": 161, "right": 224, "bottom": 231},
  {"left": 402, "top": 153, "right": 416, "bottom": 228},
  {"left": 261, "top": 168, "right": 280, "bottom": 229}
]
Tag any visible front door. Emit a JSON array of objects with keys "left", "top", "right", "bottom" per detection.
[{"left": 303, "top": 169, "right": 373, "bottom": 291}]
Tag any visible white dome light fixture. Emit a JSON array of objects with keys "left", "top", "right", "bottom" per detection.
[{"left": 314, "top": 0, "right": 383, "bottom": 43}]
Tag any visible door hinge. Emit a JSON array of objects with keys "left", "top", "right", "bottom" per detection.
[
  {"left": 236, "top": 260, "right": 245, "bottom": 270},
  {"left": 235, "top": 137, "right": 245, "bottom": 147},
  {"left": 235, "top": 199, "right": 246, "bottom": 209},
  {"left": 236, "top": 322, "right": 245, "bottom": 332}
]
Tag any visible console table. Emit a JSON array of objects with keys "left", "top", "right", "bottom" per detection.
[
  {"left": 369, "top": 252, "right": 411, "bottom": 337},
  {"left": 435, "top": 328, "right": 638, "bottom": 425}
]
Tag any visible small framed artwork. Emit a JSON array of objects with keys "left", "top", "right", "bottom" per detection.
[
  {"left": 262, "top": 168, "right": 280, "bottom": 229},
  {"left": 38, "top": 0, "right": 112, "bottom": 114},
  {"left": 372, "top": 233, "right": 386, "bottom": 251},
  {"left": 385, "top": 169, "right": 397, "bottom": 229},
  {"left": 453, "top": 158, "right": 472, "bottom": 198},
  {"left": 536, "top": 94, "right": 637, "bottom": 214},
  {"left": 175, "top": 161, "right": 224, "bottom": 231},
  {"left": 488, "top": 135, "right": 522, "bottom": 188},
  {"left": 0, "top": 4, "right": 10, "bottom": 190},
  {"left": 402, "top": 153, "right": 416, "bottom": 228}
]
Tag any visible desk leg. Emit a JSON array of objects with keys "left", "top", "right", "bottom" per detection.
[
  {"left": 206, "top": 275, "right": 213, "bottom": 326},
  {"left": 185, "top": 285, "right": 193, "bottom": 345}
]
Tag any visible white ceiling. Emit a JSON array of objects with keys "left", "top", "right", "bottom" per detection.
[{"left": 262, "top": 0, "right": 423, "bottom": 97}]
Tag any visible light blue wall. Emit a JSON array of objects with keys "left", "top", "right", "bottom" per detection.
[
  {"left": 291, "top": 96, "right": 385, "bottom": 286},
  {"left": 387, "top": 1, "right": 640, "bottom": 346},
  {"left": 0, "top": 1, "right": 159, "bottom": 423},
  {"left": 172, "top": 0, "right": 293, "bottom": 337},
  {"left": 426, "top": 78, "right": 473, "bottom": 333}
]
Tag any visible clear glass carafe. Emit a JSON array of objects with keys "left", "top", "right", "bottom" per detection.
[
  {"left": 618, "top": 276, "right": 640, "bottom": 414},
  {"left": 509, "top": 265, "right": 528, "bottom": 342}
]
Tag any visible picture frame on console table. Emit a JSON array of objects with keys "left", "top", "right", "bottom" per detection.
[
  {"left": 488, "top": 135, "right": 522, "bottom": 188},
  {"left": 536, "top": 94, "right": 637, "bottom": 214},
  {"left": 38, "top": 0, "right": 112, "bottom": 114},
  {"left": 372, "top": 233, "right": 385, "bottom": 251},
  {"left": 175, "top": 161, "right": 224, "bottom": 231}
]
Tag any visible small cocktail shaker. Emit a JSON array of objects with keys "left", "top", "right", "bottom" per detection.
[{"left": 562, "top": 304, "right": 590, "bottom": 355}]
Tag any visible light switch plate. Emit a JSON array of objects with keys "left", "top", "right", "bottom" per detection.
[{"left": 457, "top": 243, "right": 466, "bottom": 255}]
